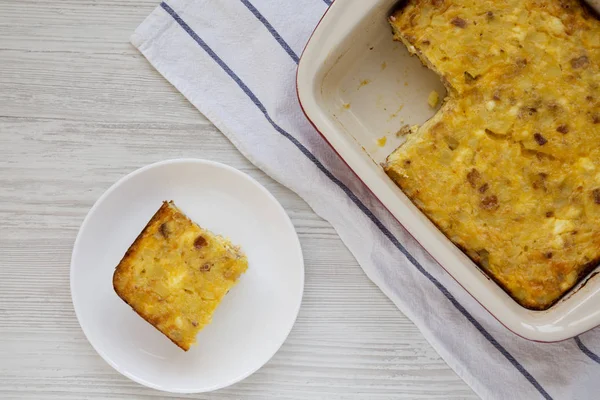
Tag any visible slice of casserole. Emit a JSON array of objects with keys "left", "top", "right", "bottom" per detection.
[
  {"left": 113, "top": 201, "right": 248, "bottom": 350},
  {"left": 384, "top": 0, "right": 600, "bottom": 309}
]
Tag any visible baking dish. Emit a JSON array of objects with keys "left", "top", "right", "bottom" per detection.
[{"left": 297, "top": 0, "right": 600, "bottom": 342}]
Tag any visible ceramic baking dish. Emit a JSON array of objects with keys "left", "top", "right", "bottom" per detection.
[{"left": 297, "top": 0, "right": 600, "bottom": 342}]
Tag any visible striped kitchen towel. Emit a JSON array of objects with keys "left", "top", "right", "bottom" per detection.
[{"left": 131, "top": 1, "right": 600, "bottom": 399}]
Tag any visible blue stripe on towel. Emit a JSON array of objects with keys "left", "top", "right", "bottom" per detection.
[
  {"left": 159, "top": 2, "right": 553, "bottom": 398},
  {"left": 240, "top": 0, "right": 300, "bottom": 64},
  {"left": 575, "top": 336, "right": 600, "bottom": 365}
]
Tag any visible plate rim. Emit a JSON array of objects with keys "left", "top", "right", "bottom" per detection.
[{"left": 70, "top": 158, "right": 305, "bottom": 393}]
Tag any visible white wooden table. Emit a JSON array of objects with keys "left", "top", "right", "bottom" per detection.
[{"left": 0, "top": 1, "right": 476, "bottom": 398}]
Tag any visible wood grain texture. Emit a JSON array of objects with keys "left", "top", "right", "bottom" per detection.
[{"left": 0, "top": 1, "right": 476, "bottom": 398}]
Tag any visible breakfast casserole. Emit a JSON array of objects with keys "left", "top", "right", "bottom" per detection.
[
  {"left": 384, "top": 0, "right": 600, "bottom": 309},
  {"left": 113, "top": 201, "right": 248, "bottom": 350}
]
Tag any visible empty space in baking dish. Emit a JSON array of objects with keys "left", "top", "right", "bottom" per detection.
[{"left": 319, "top": 2, "right": 445, "bottom": 164}]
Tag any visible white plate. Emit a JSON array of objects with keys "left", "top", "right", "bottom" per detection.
[
  {"left": 297, "top": 0, "right": 600, "bottom": 342},
  {"left": 70, "top": 159, "right": 304, "bottom": 393}
]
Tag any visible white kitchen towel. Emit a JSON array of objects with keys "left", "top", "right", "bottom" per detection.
[{"left": 131, "top": 1, "right": 600, "bottom": 399}]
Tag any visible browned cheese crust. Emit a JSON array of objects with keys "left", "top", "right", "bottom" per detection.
[
  {"left": 385, "top": 0, "right": 600, "bottom": 309},
  {"left": 113, "top": 201, "right": 248, "bottom": 350}
]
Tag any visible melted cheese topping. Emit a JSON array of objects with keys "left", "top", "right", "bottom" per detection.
[
  {"left": 385, "top": 0, "right": 600, "bottom": 309},
  {"left": 113, "top": 201, "right": 248, "bottom": 350}
]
